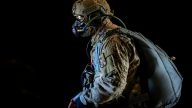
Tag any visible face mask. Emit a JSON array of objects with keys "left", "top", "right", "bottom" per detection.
[{"left": 72, "top": 20, "right": 94, "bottom": 38}]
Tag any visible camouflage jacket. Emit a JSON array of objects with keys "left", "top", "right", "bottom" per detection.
[{"left": 75, "top": 28, "right": 147, "bottom": 108}]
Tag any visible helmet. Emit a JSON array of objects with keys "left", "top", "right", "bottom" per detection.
[
  {"left": 72, "top": 0, "right": 113, "bottom": 17},
  {"left": 71, "top": 0, "right": 113, "bottom": 38}
]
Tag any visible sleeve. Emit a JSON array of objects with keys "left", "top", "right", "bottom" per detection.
[{"left": 74, "top": 35, "right": 135, "bottom": 107}]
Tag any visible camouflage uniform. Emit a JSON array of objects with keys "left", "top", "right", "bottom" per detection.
[
  {"left": 70, "top": 0, "right": 149, "bottom": 107},
  {"left": 77, "top": 28, "right": 148, "bottom": 108}
]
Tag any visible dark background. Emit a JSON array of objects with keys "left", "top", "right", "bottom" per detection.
[{"left": 1, "top": 0, "right": 191, "bottom": 108}]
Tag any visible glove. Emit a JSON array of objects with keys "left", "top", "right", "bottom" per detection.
[
  {"left": 68, "top": 99, "right": 76, "bottom": 108},
  {"left": 68, "top": 94, "right": 87, "bottom": 108}
]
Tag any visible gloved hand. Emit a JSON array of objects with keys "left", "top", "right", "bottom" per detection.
[
  {"left": 68, "top": 93, "right": 87, "bottom": 108},
  {"left": 68, "top": 99, "right": 76, "bottom": 108}
]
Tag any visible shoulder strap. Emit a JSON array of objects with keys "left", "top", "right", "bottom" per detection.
[{"left": 101, "top": 28, "right": 124, "bottom": 42}]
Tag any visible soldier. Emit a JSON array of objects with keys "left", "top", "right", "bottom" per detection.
[{"left": 68, "top": 0, "right": 149, "bottom": 107}]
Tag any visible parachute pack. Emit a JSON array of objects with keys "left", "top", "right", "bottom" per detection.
[{"left": 103, "top": 28, "right": 183, "bottom": 108}]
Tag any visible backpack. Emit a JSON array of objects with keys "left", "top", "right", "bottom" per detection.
[{"left": 103, "top": 28, "right": 183, "bottom": 108}]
